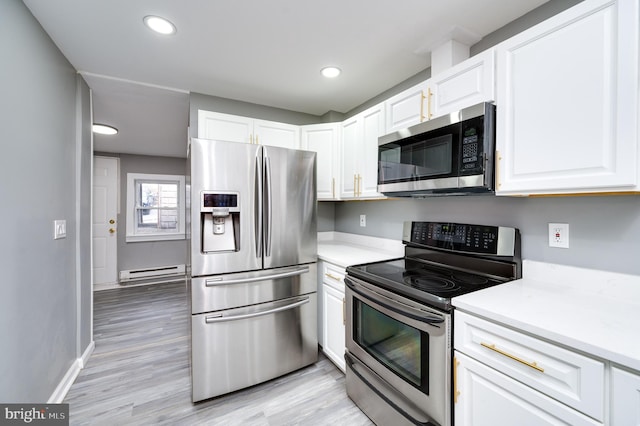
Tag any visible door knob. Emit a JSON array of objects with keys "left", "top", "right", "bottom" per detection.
[
  {"left": 109, "top": 219, "right": 115, "bottom": 224},
  {"left": 109, "top": 228, "right": 116, "bottom": 234}
]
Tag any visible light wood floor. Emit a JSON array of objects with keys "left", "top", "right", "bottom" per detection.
[{"left": 65, "top": 281, "right": 373, "bottom": 425}]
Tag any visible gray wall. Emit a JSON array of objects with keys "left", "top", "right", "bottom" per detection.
[
  {"left": 117, "top": 154, "right": 188, "bottom": 271},
  {"left": 0, "top": 0, "right": 92, "bottom": 402},
  {"left": 333, "top": 196, "right": 640, "bottom": 276}
]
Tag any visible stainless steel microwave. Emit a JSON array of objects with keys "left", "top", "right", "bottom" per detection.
[{"left": 377, "top": 102, "right": 496, "bottom": 197}]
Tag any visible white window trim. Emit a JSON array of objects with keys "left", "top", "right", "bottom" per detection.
[{"left": 125, "top": 173, "right": 186, "bottom": 243}]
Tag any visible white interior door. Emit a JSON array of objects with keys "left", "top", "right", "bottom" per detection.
[{"left": 93, "top": 156, "right": 118, "bottom": 286}]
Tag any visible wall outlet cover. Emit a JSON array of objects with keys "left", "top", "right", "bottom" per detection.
[{"left": 548, "top": 223, "right": 569, "bottom": 248}]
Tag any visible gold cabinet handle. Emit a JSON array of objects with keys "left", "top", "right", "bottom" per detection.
[
  {"left": 256, "top": 135, "right": 259, "bottom": 145},
  {"left": 496, "top": 150, "right": 502, "bottom": 189},
  {"left": 427, "top": 88, "right": 433, "bottom": 119},
  {"left": 325, "top": 273, "right": 341, "bottom": 281},
  {"left": 420, "top": 91, "right": 426, "bottom": 122},
  {"left": 480, "top": 342, "right": 544, "bottom": 373},
  {"left": 109, "top": 219, "right": 115, "bottom": 224},
  {"left": 357, "top": 174, "right": 362, "bottom": 197},
  {"left": 109, "top": 228, "right": 116, "bottom": 234},
  {"left": 454, "top": 357, "right": 460, "bottom": 403},
  {"left": 353, "top": 174, "right": 357, "bottom": 197},
  {"left": 250, "top": 134, "right": 254, "bottom": 144}
]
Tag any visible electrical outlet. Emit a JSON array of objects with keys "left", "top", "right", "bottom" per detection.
[
  {"left": 359, "top": 214, "right": 366, "bottom": 227},
  {"left": 54, "top": 219, "right": 66, "bottom": 240},
  {"left": 548, "top": 223, "right": 569, "bottom": 248}
]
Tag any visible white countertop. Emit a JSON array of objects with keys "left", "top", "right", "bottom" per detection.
[
  {"left": 453, "top": 260, "right": 640, "bottom": 372},
  {"left": 317, "top": 232, "right": 404, "bottom": 268}
]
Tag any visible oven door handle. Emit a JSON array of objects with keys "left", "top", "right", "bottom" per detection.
[
  {"left": 345, "top": 278, "right": 444, "bottom": 326},
  {"left": 345, "top": 352, "right": 437, "bottom": 426}
]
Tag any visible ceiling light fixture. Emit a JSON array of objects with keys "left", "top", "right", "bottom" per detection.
[
  {"left": 143, "top": 15, "right": 176, "bottom": 35},
  {"left": 92, "top": 124, "right": 118, "bottom": 135},
  {"left": 321, "top": 67, "right": 341, "bottom": 78}
]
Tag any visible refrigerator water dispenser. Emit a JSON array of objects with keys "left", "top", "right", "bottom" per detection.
[{"left": 201, "top": 192, "right": 240, "bottom": 253}]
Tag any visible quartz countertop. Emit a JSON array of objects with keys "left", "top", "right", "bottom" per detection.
[
  {"left": 452, "top": 260, "right": 640, "bottom": 372},
  {"left": 317, "top": 232, "right": 404, "bottom": 269}
]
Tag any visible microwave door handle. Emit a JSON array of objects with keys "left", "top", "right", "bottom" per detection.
[
  {"left": 255, "top": 149, "right": 263, "bottom": 258},
  {"left": 345, "top": 278, "right": 444, "bottom": 326}
]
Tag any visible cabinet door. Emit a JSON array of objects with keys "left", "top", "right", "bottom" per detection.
[
  {"left": 301, "top": 123, "right": 339, "bottom": 200},
  {"left": 611, "top": 366, "right": 640, "bottom": 426},
  {"left": 455, "top": 352, "right": 601, "bottom": 426},
  {"left": 322, "top": 283, "right": 346, "bottom": 372},
  {"left": 495, "top": 0, "right": 639, "bottom": 195},
  {"left": 197, "top": 110, "right": 253, "bottom": 143},
  {"left": 430, "top": 49, "right": 495, "bottom": 119},
  {"left": 359, "top": 104, "right": 386, "bottom": 198},
  {"left": 254, "top": 119, "right": 300, "bottom": 149},
  {"left": 340, "top": 116, "right": 359, "bottom": 199},
  {"left": 384, "top": 81, "right": 430, "bottom": 133}
]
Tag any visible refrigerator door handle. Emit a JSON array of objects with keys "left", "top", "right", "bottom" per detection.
[
  {"left": 255, "top": 149, "right": 263, "bottom": 258},
  {"left": 204, "top": 296, "right": 309, "bottom": 323},
  {"left": 264, "top": 154, "right": 272, "bottom": 258},
  {"left": 205, "top": 265, "right": 309, "bottom": 286}
]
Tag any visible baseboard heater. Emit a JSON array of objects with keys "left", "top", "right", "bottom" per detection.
[{"left": 119, "top": 264, "right": 186, "bottom": 284}]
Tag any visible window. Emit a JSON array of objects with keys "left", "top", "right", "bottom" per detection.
[{"left": 126, "top": 173, "right": 185, "bottom": 242}]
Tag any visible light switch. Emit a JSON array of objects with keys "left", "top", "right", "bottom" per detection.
[{"left": 54, "top": 220, "right": 66, "bottom": 239}]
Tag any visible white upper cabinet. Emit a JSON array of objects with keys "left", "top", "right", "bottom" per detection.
[
  {"left": 430, "top": 49, "right": 495, "bottom": 118},
  {"left": 198, "top": 110, "right": 300, "bottom": 149},
  {"left": 384, "top": 81, "right": 430, "bottom": 133},
  {"left": 384, "top": 50, "right": 495, "bottom": 134},
  {"left": 301, "top": 123, "right": 340, "bottom": 200},
  {"left": 495, "top": 0, "right": 639, "bottom": 195},
  {"left": 340, "top": 103, "right": 386, "bottom": 199}
]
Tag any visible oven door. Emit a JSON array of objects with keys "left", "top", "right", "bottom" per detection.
[{"left": 345, "top": 275, "right": 451, "bottom": 426}]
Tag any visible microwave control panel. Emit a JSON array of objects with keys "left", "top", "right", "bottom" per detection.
[{"left": 459, "top": 116, "right": 484, "bottom": 175}]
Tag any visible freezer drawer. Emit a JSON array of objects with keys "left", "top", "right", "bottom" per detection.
[
  {"left": 191, "top": 263, "right": 317, "bottom": 314},
  {"left": 191, "top": 293, "right": 318, "bottom": 402}
]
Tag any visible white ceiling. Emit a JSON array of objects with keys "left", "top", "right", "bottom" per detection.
[{"left": 23, "top": 0, "right": 548, "bottom": 158}]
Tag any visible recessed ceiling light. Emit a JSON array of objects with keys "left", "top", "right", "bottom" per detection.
[
  {"left": 143, "top": 15, "right": 176, "bottom": 35},
  {"left": 321, "top": 67, "right": 341, "bottom": 78},
  {"left": 92, "top": 124, "right": 118, "bottom": 135}
]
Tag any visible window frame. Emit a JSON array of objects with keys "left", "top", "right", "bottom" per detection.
[{"left": 125, "top": 173, "right": 186, "bottom": 242}]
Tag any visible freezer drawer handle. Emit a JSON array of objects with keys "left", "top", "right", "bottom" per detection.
[
  {"left": 204, "top": 296, "right": 309, "bottom": 323},
  {"left": 205, "top": 266, "right": 309, "bottom": 286}
]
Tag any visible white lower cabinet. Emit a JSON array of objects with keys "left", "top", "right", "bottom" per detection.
[
  {"left": 321, "top": 262, "right": 346, "bottom": 372},
  {"left": 610, "top": 366, "right": 640, "bottom": 425},
  {"left": 454, "top": 351, "right": 601, "bottom": 426},
  {"left": 454, "top": 310, "right": 605, "bottom": 425}
]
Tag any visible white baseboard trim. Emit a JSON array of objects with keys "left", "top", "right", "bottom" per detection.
[{"left": 48, "top": 341, "right": 95, "bottom": 403}]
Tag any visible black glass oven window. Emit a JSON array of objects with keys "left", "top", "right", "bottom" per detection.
[{"left": 353, "top": 299, "right": 429, "bottom": 393}]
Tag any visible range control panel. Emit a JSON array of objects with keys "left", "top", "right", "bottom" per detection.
[{"left": 404, "top": 221, "right": 516, "bottom": 256}]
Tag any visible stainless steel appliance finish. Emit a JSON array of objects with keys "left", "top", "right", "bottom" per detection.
[
  {"left": 188, "top": 138, "right": 318, "bottom": 402},
  {"left": 377, "top": 102, "right": 496, "bottom": 197},
  {"left": 345, "top": 221, "right": 521, "bottom": 426}
]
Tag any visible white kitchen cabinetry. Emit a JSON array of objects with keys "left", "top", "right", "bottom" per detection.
[
  {"left": 301, "top": 123, "right": 340, "bottom": 200},
  {"left": 454, "top": 351, "right": 601, "bottom": 426},
  {"left": 495, "top": 0, "right": 639, "bottom": 195},
  {"left": 384, "top": 49, "right": 495, "bottom": 134},
  {"left": 384, "top": 81, "right": 430, "bottom": 133},
  {"left": 430, "top": 49, "right": 495, "bottom": 119},
  {"left": 197, "top": 110, "right": 300, "bottom": 149},
  {"left": 610, "top": 366, "right": 640, "bottom": 425},
  {"left": 321, "top": 262, "right": 346, "bottom": 372},
  {"left": 340, "top": 103, "right": 386, "bottom": 199},
  {"left": 454, "top": 310, "right": 604, "bottom": 421}
]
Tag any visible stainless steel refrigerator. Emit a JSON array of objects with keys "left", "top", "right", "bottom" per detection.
[{"left": 187, "top": 138, "right": 318, "bottom": 402}]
